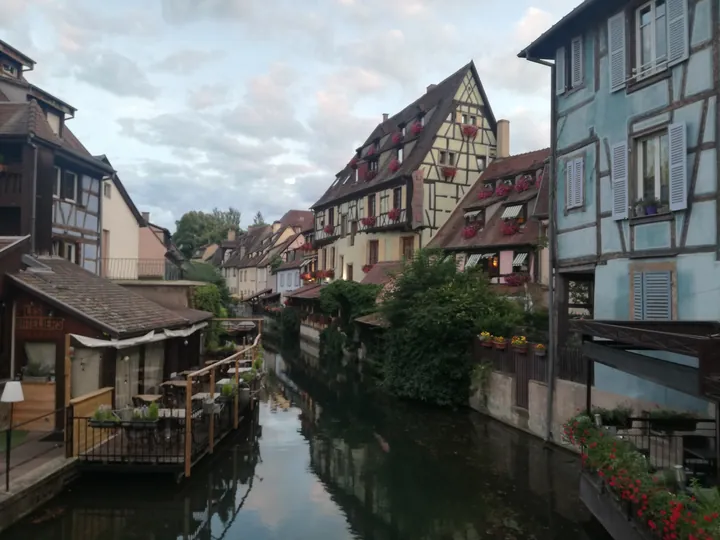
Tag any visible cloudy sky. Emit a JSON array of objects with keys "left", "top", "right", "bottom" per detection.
[{"left": 0, "top": 0, "right": 578, "bottom": 231}]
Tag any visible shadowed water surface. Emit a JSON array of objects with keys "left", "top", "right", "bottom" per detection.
[{"left": 2, "top": 347, "right": 610, "bottom": 539}]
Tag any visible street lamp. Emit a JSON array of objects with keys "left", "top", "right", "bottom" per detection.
[{"left": 2, "top": 381, "right": 24, "bottom": 491}]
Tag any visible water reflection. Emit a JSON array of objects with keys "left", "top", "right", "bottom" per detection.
[{"left": 4, "top": 346, "right": 609, "bottom": 540}]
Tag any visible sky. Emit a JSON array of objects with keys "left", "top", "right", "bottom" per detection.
[{"left": 0, "top": 0, "right": 580, "bottom": 232}]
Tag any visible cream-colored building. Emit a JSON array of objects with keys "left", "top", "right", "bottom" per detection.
[{"left": 311, "top": 62, "right": 500, "bottom": 282}]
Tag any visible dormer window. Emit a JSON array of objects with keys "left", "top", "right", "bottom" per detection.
[
  {"left": 464, "top": 209, "right": 485, "bottom": 228},
  {"left": 1, "top": 63, "right": 16, "bottom": 77},
  {"left": 46, "top": 111, "right": 61, "bottom": 135},
  {"left": 397, "top": 147, "right": 404, "bottom": 163},
  {"left": 419, "top": 114, "right": 425, "bottom": 127},
  {"left": 401, "top": 124, "right": 407, "bottom": 137},
  {"left": 501, "top": 204, "right": 527, "bottom": 224}
]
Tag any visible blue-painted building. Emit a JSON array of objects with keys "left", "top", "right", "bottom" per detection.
[{"left": 520, "top": 0, "right": 717, "bottom": 411}]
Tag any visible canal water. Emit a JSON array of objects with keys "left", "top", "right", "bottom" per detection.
[{"left": 2, "top": 346, "right": 610, "bottom": 540}]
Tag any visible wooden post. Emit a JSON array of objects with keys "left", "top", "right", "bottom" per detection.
[
  {"left": 63, "top": 334, "right": 72, "bottom": 440},
  {"left": 209, "top": 368, "right": 215, "bottom": 454},
  {"left": 184, "top": 375, "right": 192, "bottom": 478},
  {"left": 233, "top": 355, "right": 239, "bottom": 429}
]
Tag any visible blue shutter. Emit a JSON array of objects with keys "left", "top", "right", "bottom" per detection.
[
  {"left": 667, "top": 0, "right": 689, "bottom": 67},
  {"left": 565, "top": 159, "right": 575, "bottom": 208},
  {"left": 608, "top": 12, "right": 626, "bottom": 92},
  {"left": 668, "top": 122, "right": 687, "bottom": 211},
  {"left": 632, "top": 272, "right": 644, "bottom": 320},
  {"left": 642, "top": 271, "right": 672, "bottom": 320},
  {"left": 555, "top": 47, "right": 566, "bottom": 95},
  {"left": 571, "top": 36, "right": 583, "bottom": 87},
  {"left": 611, "top": 142, "right": 628, "bottom": 220},
  {"left": 573, "top": 157, "right": 584, "bottom": 208}
]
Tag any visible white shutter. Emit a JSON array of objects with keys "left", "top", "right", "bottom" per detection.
[
  {"left": 667, "top": 0, "right": 689, "bottom": 67},
  {"left": 668, "top": 122, "right": 687, "bottom": 211},
  {"left": 565, "top": 159, "right": 575, "bottom": 208},
  {"left": 632, "top": 272, "right": 644, "bottom": 320},
  {"left": 555, "top": 46, "right": 566, "bottom": 95},
  {"left": 573, "top": 157, "right": 584, "bottom": 208},
  {"left": 643, "top": 271, "right": 672, "bottom": 320},
  {"left": 608, "top": 12, "right": 626, "bottom": 92},
  {"left": 611, "top": 142, "right": 628, "bottom": 220},
  {"left": 571, "top": 36, "right": 583, "bottom": 87}
]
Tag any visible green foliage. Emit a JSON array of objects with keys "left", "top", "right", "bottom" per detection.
[
  {"left": 320, "top": 324, "right": 345, "bottom": 362},
  {"left": 378, "top": 248, "right": 523, "bottom": 406},
  {"left": 319, "top": 280, "right": 381, "bottom": 341},
  {"left": 193, "top": 284, "right": 224, "bottom": 349},
  {"left": 173, "top": 207, "right": 242, "bottom": 259},
  {"left": 253, "top": 211, "right": 266, "bottom": 226},
  {"left": 269, "top": 254, "right": 283, "bottom": 273},
  {"left": 184, "top": 261, "right": 231, "bottom": 306},
  {"left": 279, "top": 307, "right": 300, "bottom": 344}
]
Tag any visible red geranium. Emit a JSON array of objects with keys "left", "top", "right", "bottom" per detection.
[
  {"left": 361, "top": 216, "right": 376, "bottom": 227},
  {"left": 462, "top": 225, "right": 479, "bottom": 239},
  {"left": 477, "top": 188, "right": 493, "bottom": 200},
  {"left": 366, "top": 146, "right": 375, "bottom": 157},
  {"left": 349, "top": 156, "right": 359, "bottom": 169},
  {"left": 462, "top": 124, "right": 479, "bottom": 139},
  {"left": 323, "top": 224, "right": 334, "bottom": 234},
  {"left": 388, "top": 159, "right": 400, "bottom": 173},
  {"left": 391, "top": 132, "right": 403, "bottom": 144},
  {"left": 362, "top": 264, "right": 373, "bottom": 273},
  {"left": 388, "top": 207, "right": 401, "bottom": 221},
  {"left": 504, "top": 272, "right": 530, "bottom": 286},
  {"left": 501, "top": 219, "right": 520, "bottom": 235},
  {"left": 410, "top": 121, "right": 423, "bottom": 135},
  {"left": 442, "top": 166, "right": 457, "bottom": 179},
  {"left": 515, "top": 175, "right": 532, "bottom": 192},
  {"left": 495, "top": 184, "right": 511, "bottom": 197}
]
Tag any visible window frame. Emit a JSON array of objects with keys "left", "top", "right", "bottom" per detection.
[
  {"left": 470, "top": 115, "right": 477, "bottom": 126},
  {"left": 629, "top": 262, "right": 676, "bottom": 320},
  {"left": 461, "top": 113, "right": 468, "bottom": 124},
  {"left": 439, "top": 150, "right": 447, "bottom": 164},
  {"left": 53, "top": 167, "right": 61, "bottom": 198},
  {"left": 61, "top": 170, "right": 78, "bottom": 202},
  {"left": 476, "top": 156, "right": 486, "bottom": 171},
  {"left": 103, "top": 182, "right": 112, "bottom": 199},
  {"left": 367, "top": 195, "right": 376, "bottom": 217},
  {"left": 511, "top": 251, "right": 531, "bottom": 273},
  {"left": 400, "top": 236, "right": 414, "bottom": 260},
  {"left": 634, "top": 128, "right": 670, "bottom": 208},
  {"left": 368, "top": 240, "right": 379, "bottom": 265},
  {"left": 448, "top": 152, "right": 456, "bottom": 166},
  {"left": 633, "top": 0, "right": 668, "bottom": 80},
  {"left": 397, "top": 147, "right": 404, "bottom": 163},
  {"left": 392, "top": 187, "right": 402, "bottom": 210}
]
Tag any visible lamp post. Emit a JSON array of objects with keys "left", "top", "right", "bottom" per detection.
[{"left": 2, "top": 381, "right": 24, "bottom": 491}]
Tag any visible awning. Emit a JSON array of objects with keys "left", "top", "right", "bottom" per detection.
[
  {"left": 300, "top": 259, "right": 313, "bottom": 270},
  {"left": 513, "top": 252, "right": 528, "bottom": 266},
  {"left": 481, "top": 253, "right": 496, "bottom": 259},
  {"left": 466, "top": 254, "right": 481, "bottom": 268},
  {"left": 242, "top": 288, "right": 272, "bottom": 302},
  {"left": 464, "top": 210, "right": 482, "bottom": 219},
  {"left": 501, "top": 205, "right": 523, "bottom": 219},
  {"left": 70, "top": 322, "right": 208, "bottom": 349}
]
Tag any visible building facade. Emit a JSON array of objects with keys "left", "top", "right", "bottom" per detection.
[
  {"left": 521, "top": 0, "right": 715, "bottom": 409},
  {"left": 311, "top": 62, "right": 502, "bottom": 282}
]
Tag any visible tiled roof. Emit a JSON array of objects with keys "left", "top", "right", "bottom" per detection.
[
  {"left": 0, "top": 235, "right": 29, "bottom": 256},
  {"left": 9, "top": 257, "right": 194, "bottom": 337},
  {"left": 276, "top": 258, "right": 303, "bottom": 271},
  {"left": 163, "top": 306, "right": 213, "bottom": 325},
  {"left": 285, "top": 283, "right": 322, "bottom": 299},
  {"left": 0, "top": 100, "right": 59, "bottom": 143},
  {"left": 278, "top": 210, "right": 313, "bottom": 228},
  {"left": 312, "top": 61, "right": 497, "bottom": 209},
  {"left": 428, "top": 148, "right": 549, "bottom": 251},
  {"left": 355, "top": 312, "right": 389, "bottom": 328},
  {"left": 222, "top": 226, "right": 272, "bottom": 268},
  {"left": 360, "top": 261, "right": 403, "bottom": 286}
]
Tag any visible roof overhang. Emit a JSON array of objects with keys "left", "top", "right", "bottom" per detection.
[{"left": 0, "top": 40, "right": 35, "bottom": 69}]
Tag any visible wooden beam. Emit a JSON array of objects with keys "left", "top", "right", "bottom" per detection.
[
  {"left": 184, "top": 375, "right": 192, "bottom": 478},
  {"left": 208, "top": 368, "right": 215, "bottom": 454}
]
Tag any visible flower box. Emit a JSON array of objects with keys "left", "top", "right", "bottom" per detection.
[
  {"left": 362, "top": 264, "right": 373, "bottom": 273},
  {"left": 482, "top": 341, "right": 493, "bottom": 348},
  {"left": 88, "top": 419, "right": 120, "bottom": 429},
  {"left": 501, "top": 220, "right": 520, "bottom": 236},
  {"left": 648, "top": 416, "right": 698, "bottom": 433},
  {"left": 513, "top": 345, "right": 528, "bottom": 354},
  {"left": 349, "top": 157, "right": 359, "bottom": 169},
  {"left": 388, "top": 208, "right": 401, "bottom": 221},
  {"left": 477, "top": 189, "right": 493, "bottom": 200},
  {"left": 391, "top": 132, "right": 403, "bottom": 144},
  {"left": 361, "top": 216, "right": 376, "bottom": 227},
  {"left": 410, "top": 121, "right": 423, "bottom": 135},
  {"left": 462, "top": 225, "right": 478, "bottom": 239},
  {"left": 504, "top": 272, "right": 530, "bottom": 286},
  {"left": 494, "top": 341, "right": 507, "bottom": 350},
  {"left": 121, "top": 419, "right": 159, "bottom": 429},
  {"left": 442, "top": 166, "right": 457, "bottom": 179},
  {"left": 534, "top": 348, "right": 546, "bottom": 357},
  {"left": 323, "top": 225, "right": 334, "bottom": 234},
  {"left": 462, "top": 124, "right": 479, "bottom": 138},
  {"left": 515, "top": 176, "right": 532, "bottom": 192},
  {"left": 388, "top": 159, "right": 400, "bottom": 173},
  {"left": 365, "top": 170, "right": 377, "bottom": 182},
  {"left": 494, "top": 184, "right": 511, "bottom": 197}
]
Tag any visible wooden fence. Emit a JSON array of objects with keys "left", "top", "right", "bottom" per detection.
[{"left": 68, "top": 387, "right": 115, "bottom": 457}]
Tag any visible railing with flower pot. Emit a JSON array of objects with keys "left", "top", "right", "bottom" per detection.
[
  {"left": 501, "top": 219, "right": 520, "bottom": 236},
  {"left": 391, "top": 132, "right": 403, "bottom": 144},
  {"left": 515, "top": 175, "right": 533, "bottom": 192},
  {"left": 388, "top": 207, "right": 402, "bottom": 221},
  {"left": 442, "top": 166, "right": 457, "bottom": 179},
  {"left": 388, "top": 159, "right": 400, "bottom": 173},
  {"left": 361, "top": 216, "right": 376, "bottom": 228},
  {"left": 362, "top": 264, "right": 374, "bottom": 273},
  {"left": 462, "top": 224, "right": 480, "bottom": 239},
  {"left": 462, "top": 124, "right": 479, "bottom": 139},
  {"left": 410, "top": 121, "right": 423, "bottom": 136},
  {"left": 494, "top": 184, "right": 511, "bottom": 197},
  {"left": 358, "top": 209, "right": 407, "bottom": 232},
  {"left": 323, "top": 224, "right": 334, "bottom": 235},
  {"left": 504, "top": 272, "right": 530, "bottom": 287},
  {"left": 365, "top": 170, "right": 378, "bottom": 182},
  {"left": 477, "top": 187, "right": 493, "bottom": 200},
  {"left": 316, "top": 223, "right": 340, "bottom": 242}
]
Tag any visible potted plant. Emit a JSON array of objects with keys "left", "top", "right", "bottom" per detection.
[
  {"left": 442, "top": 166, "right": 457, "bottom": 179},
  {"left": 391, "top": 132, "right": 403, "bottom": 144},
  {"left": 410, "top": 121, "right": 423, "bottom": 135},
  {"left": 388, "top": 159, "right": 400, "bottom": 173},
  {"left": 361, "top": 216, "right": 376, "bottom": 227},
  {"left": 479, "top": 331, "right": 493, "bottom": 348},
  {"left": 388, "top": 207, "right": 401, "bottom": 221},
  {"left": 495, "top": 184, "right": 511, "bottom": 197},
  {"left": 23, "top": 361, "right": 52, "bottom": 383},
  {"left": 647, "top": 408, "right": 698, "bottom": 432},
  {"left": 493, "top": 336, "right": 507, "bottom": 350},
  {"left": 217, "top": 382, "right": 238, "bottom": 403},
  {"left": 477, "top": 187, "right": 493, "bottom": 200},
  {"left": 362, "top": 264, "right": 373, "bottom": 273},
  {"left": 462, "top": 225, "right": 479, "bottom": 239},
  {"left": 462, "top": 125, "right": 479, "bottom": 138},
  {"left": 89, "top": 404, "right": 120, "bottom": 428},
  {"left": 642, "top": 197, "right": 660, "bottom": 216},
  {"left": 125, "top": 402, "right": 160, "bottom": 428},
  {"left": 511, "top": 335, "right": 528, "bottom": 353},
  {"left": 534, "top": 343, "right": 546, "bottom": 357},
  {"left": 592, "top": 405, "right": 633, "bottom": 429},
  {"left": 323, "top": 224, "right": 334, "bottom": 234}
]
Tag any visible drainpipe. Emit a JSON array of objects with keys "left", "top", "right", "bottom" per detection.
[
  {"left": 28, "top": 135, "right": 39, "bottom": 253},
  {"left": 525, "top": 56, "right": 556, "bottom": 443},
  {"left": 10, "top": 301, "right": 16, "bottom": 379}
]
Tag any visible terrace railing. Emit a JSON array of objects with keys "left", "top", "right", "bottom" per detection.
[{"left": 100, "top": 258, "right": 184, "bottom": 281}]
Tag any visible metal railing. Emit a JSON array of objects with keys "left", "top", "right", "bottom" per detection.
[{"left": 100, "top": 258, "right": 184, "bottom": 281}]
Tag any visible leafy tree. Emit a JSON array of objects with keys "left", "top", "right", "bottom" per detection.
[
  {"left": 319, "top": 280, "right": 381, "bottom": 343},
  {"left": 183, "top": 261, "right": 231, "bottom": 307},
  {"left": 378, "top": 248, "right": 523, "bottom": 406},
  {"left": 253, "top": 211, "right": 266, "bottom": 226},
  {"left": 193, "top": 284, "right": 225, "bottom": 349},
  {"left": 172, "top": 207, "right": 241, "bottom": 258}
]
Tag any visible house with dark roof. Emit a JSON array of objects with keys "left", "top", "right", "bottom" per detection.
[
  {"left": 428, "top": 147, "right": 550, "bottom": 295},
  {"left": 0, "top": 38, "right": 114, "bottom": 275},
  {"left": 310, "top": 61, "right": 506, "bottom": 283}
]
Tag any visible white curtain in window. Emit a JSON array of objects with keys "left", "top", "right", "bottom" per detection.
[
  {"left": 24, "top": 342, "right": 56, "bottom": 372},
  {"left": 144, "top": 342, "right": 164, "bottom": 393},
  {"left": 115, "top": 347, "right": 140, "bottom": 408}
]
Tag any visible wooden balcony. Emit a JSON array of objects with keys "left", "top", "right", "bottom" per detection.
[
  {"left": 358, "top": 209, "right": 408, "bottom": 233},
  {"left": 314, "top": 224, "right": 341, "bottom": 248},
  {"left": 0, "top": 164, "right": 23, "bottom": 204},
  {"left": 101, "top": 258, "right": 184, "bottom": 281}
]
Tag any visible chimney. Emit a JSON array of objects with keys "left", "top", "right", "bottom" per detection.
[
  {"left": 382, "top": 113, "right": 389, "bottom": 122},
  {"left": 426, "top": 84, "right": 437, "bottom": 93},
  {"left": 497, "top": 119, "right": 510, "bottom": 159},
  {"left": 141, "top": 211, "right": 150, "bottom": 223},
  {"left": 227, "top": 229, "right": 236, "bottom": 241}
]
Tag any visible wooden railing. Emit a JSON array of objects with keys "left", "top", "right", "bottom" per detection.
[
  {"left": 358, "top": 209, "right": 407, "bottom": 232},
  {"left": 68, "top": 387, "right": 114, "bottom": 457}
]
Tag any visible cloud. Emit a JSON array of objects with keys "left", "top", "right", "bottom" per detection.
[
  {"left": 72, "top": 50, "right": 159, "bottom": 98},
  {"left": 153, "top": 50, "right": 223, "bottom": 74},
  {"left": 187, "top": 84, "right": 230, "bottom": 110}
]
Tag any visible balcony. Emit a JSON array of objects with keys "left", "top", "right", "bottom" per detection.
[
  {"left": 358, "top": 209, "right": 408, "bottom": 233},
  {"left": 101, "top": 258, "right": 184, "bottom": 281},
  {"left": 314, "top": 223, "right": 341, "bottom": 247}
]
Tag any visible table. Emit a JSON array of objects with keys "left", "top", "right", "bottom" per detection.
[
  {"left": 161, "top": 380, "right": 195, "bottom": 388},
  {"left": 217, "top": 378, "right": 232, "bottom": 386},
  {"left": 227, "top": 367, "right": 253, "bottom": 375},
  {"left": 191, "top": 392, "right": 220, "bottom": 401},
  {"left": 134, "top": 394, "right": 163, "bottom": 404}
]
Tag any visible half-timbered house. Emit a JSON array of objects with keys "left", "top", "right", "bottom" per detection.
[{"left": 311, "top": 62, "right": 504, "bottom": 282}]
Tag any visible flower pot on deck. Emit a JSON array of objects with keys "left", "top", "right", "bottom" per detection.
[
  {"left": 493, "top": 342, "right": 507, "bottom": 350},
  {"left": 513, "top": 346, "right": 528, "bottom": 354},
  {"left": 535, "top": 349, "right": 546, "bottom": 357},
  {"left": 481, "top": 341, "right": 493, "bottom": 348},
  {"left": 88, "top": 420, "right": 120, "bottom": 429}
]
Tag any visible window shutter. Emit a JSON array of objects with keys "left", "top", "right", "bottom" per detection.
[
  {"left": 668, "top": 121, "right": 687, "bottom": 211},
  {"left": 555, "top": 47, "right": 566, "bottom": 95},
  {"left": 573, "top": 157, "right": 584, "bottom": 208},
  {"left": 611, "top": 142, "right": 628, "bottom": 220},
  {"left": 571, "top": 36, "right": 583, "bottom": 87},
  {"left": 565, "top": 159, "right": 575, "bottom": 208},
  {"left": 643, "top": 271, "right": 672, "bottom": 320},
  {"left": 667, "top": 0, "right": 689, "bottom": 67},
  {"left": 608, "top": 12, "right": 626, "bottom": 92},
  {"left": 632, "top": 272, "right": 644, "bottom": 320}
]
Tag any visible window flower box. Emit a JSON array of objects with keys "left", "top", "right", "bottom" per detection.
[
  {"left": 388, "top": 159, "right": 400, "bottom": 173},
  {"left": 477, "top": 188, "right": 493, "bottom": 200},
  {"left": 501, "top": 220, "right": 520, "bottom": 235},
  {"left": 495, "top": 184, "right": 511, "bottom": 197},
  {"left": 362, "top": 264, "right": 373, "bottom": 273},
  {"left": 534, "top": 344, "right": 546, "bottom": 357},
  {"left": 391, "top": 132, "right": 403, "bottom": 144},
  {"left": 504, "top": 272, "right": 530, "bottom": 286},
  {"left": 511, "top": 335, "right": 528, "bottom": 353},
  {"left": 442, "top": 166, "right": 457, "bottom": 179},
  {"left": 515, "top": 176, "right": 532, "bottom": 192},
  {"left": 410, "top": 121, "right": 423, "bottom": 135},
  {"left": 365, "top": 170, "right": 377, "bottom": 182},
  {"left": 479, "top": 331, "right": 493, "bottom": 348},
  {"left": 493, "top": 337, "right": 506, "bottom": 350},
  {"left": 323, "top": 224, "right": 334, "bottom": 234},
  {"left": 462, "top": 225, "right": 479, "bottom": 239},
  {"left": 361, "top": 216, "right": 376, "bottom": 227},
  {"left": 462, "top": 124, "right": 479, "bottom": 138},
  {"left": 388, "top": 208, "right": 401, "bottom": 221}
]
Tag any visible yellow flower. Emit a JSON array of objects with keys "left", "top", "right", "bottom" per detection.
[
  {"left": 493, "top": 336, "right": 505, "bottom": 343},
  {"left": 511, "top": 335, "right": 527, "bottom": 346},
  {"left": 535, "top": 343, "right": 546, "bottom": 350}
]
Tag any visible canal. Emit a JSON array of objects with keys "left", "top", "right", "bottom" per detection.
[{"left": 2, "top": 345, "right": 610, "bottom": 540}]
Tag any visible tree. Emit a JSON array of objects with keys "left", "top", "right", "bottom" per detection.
[
  {"left": 252, "top": 211, "right": 266, "bottom": 226},
  {"left": 172, "top": 208, "right": 241, "bottom": 259},
  {"left": 378, "top": 249, "right": 523, "bottom": 407}
]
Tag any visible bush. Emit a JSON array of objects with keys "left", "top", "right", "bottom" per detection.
[
  {"left": 378, "top": 248, "right": 523, "bottom": 406},
  {"left": 319, "top": 280, "right": 381, "bottom": 344},
  {"left": 279, "top": 307, "right": 300, "bottom": 344}
]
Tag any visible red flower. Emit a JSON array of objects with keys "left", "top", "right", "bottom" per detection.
[
  {"left": 388, "top": 208, "right": 401, "bottom": 221},
  {"left": 323, "top": 224, "right": 334, "bottom": 234},
  {"left": 495, "top": 184, "right": 511, "bottom": 197},
  {"left": 391, "top": 132, "right": 403, "bottom": 144},
  {"left": 462, "top": 225, "right": 478, "bottom": 239},
  {"left": 462, "top": 124, "right": 479, "bottom": 138},
  {"left": 388, "top": 159, "right": 401, "bottom": 173},
  {"left": 365, "top": 170, "right": 377, "bottom": 182},
  {"left": 515, "top": 176, "right": 533, "bottom": 192},
  {"left": 477, "top": 188, "right": 493, "bottom": 200},
  {"left": 442, "top": 166, "right": 457, "bottom": 179},
  {"left": 361, "top": 216, "right": 376, "bottom": 227},
  {"left": 501, "top": 219, "right": 520, "bottom": 235},
  {"left": 410, "top": 121, "right": 423, "bottom": 135},
  {"left": 362, "top": 264, "right": 373, "bottom": 273},
  {"left": 366, "top": 146, "right": 375, "bottom": 157},
  {"left": 325, "top": 269, "right": 335, "bottom": 279},
  {"left": 504, "top": 272, "right": 530, "bottom": 286},
  {"left": 349, "top": 156, "right": 359, "bottom": 169}
]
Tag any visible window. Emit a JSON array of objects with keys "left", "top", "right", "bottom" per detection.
[
  {"left": 439, "top": 151, "right": 447, "bottom": 164},
  {"left": 501, "top": 204, "right": 526, "bottom": 224},
  {"left": 329, "top": 247, "right": 335, "bottom": 269},
  {"left": 401, "top": 124, "right": 407, "bottom": 136},
  {"left": 322, "top": 248, "right": 327, "bottom": 270},
  {"left": 61, "top": 171, "right": 78, "bottom": 201},
  {"left": 565, "top": 156, "right": 585, "bottom": 209},
  {"left": 328, "top": 207, "right": 335, "bottom": 226},
  {"left": 464, "top": 209, "right": 485, "bottom": 228},
  {"left": 103, "top": 182, "right": 112, "bottom": 198},
  {"left": 632, "top": 270, "right": 672, "bottom": 320},
  {"left": 380, "top": 195, "right": 388, "bottom": 215},
  {"left": 635, "top": 0, "right": 668, "bottom": 78},
  {"left": 53, "top": 240, "right": 79, "bottom": 264},
  {"left": 367, "top": 195, "right": 376, "bottom": 217},
  {"left": 392, "top": 187, "right": 402, "bottom": 209},
  {"left": 46, "top": 111, "right": 61, "bottom": 135},
  {"left": 476, "top": 156, "right": 486, "bottom": 171},
  {"left": 368, "top": 240, "right": 379, "bottom": 265},
  {"left": 341, "top": 214, "right": 348, "bottom": 236},
  {"left": 401, "top": 236, "right": 414, "bottom": 260},
  {"left": 369, "top": 160, "right": 379, "bottom": 172},
  {"left": 346, "top": 264, "right": 353, "bottom": 282},
  {"left": 446, "top": 113, "right": 452, "bottom": 121},
  {"left": 555, "top": 36, "right": 584, "bottom": 94},
  {"left": 461, "top": 114, "right": 468, "bottom": 124},
  {"left": 470, "top": 116, "right": 477, "bottom": 125},
  {"left": 397, "top": 147, "right": 403, "bottom": 163},
  {"left": 350, "top": 221, "right": 357, "bottom": 246},
  {"left": 419, "top": 114, "right": 425, "bottom": 127},
  {"left": 512, "top": 252, "right": 530, "bottom": 272},
  {"left": 233, "top": 268, "right": 237, "bottom": 277},
  {"left": 354, "top": 168, "right": 359, "bottom": 182},
  {"left": 1, "top": 63, "right": 16, "bottom": 76},
  {"left": 636, "top": 131, "right": 669, "bottom": 205},
  {"left": 53, "top": 167, "right": 60, "bottom": 198}
]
